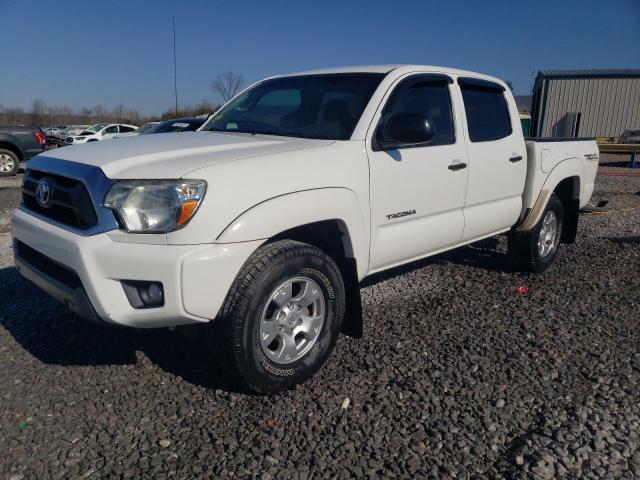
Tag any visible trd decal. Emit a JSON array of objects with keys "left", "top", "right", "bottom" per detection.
[
  {"left": 584, "top": 153, "right": 598, "bottom": 162},
  {"left": 386, "top": 209, "right": 416, "bottom": 220}
]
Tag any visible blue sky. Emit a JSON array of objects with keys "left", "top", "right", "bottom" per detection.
[{"left": 1, "top": 0, "right": 638, "bottom": 116}]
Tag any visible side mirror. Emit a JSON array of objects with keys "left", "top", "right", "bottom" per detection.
[{"left": 376, "top": 113, "right": 435, "bottom": 150}]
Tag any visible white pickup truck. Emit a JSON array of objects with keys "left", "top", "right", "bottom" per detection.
[{"left": 12, "top": 65, "right": 598, "bottom": 393}]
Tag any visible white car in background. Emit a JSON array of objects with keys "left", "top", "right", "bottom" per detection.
[
  {"left": 63, "top": 125, "right": 91, "bottom": 137},
  {"left": 65, "top": 123, "right": 138, "bottom": 145}
]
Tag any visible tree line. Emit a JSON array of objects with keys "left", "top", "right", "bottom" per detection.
[
  {"left": 0, "top": 71, "right": 245, "bottom": 127},
  {"left": 0, "top": 99, "right": 222, "bottom": 128}
]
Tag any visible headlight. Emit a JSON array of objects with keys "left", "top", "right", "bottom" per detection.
[{"left": 103, "top": 180, "right": 206, "bottom": 233}]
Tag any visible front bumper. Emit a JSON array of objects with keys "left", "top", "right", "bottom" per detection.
[{"left": 12, "top": 209, "right": 263, "bottom": 328}]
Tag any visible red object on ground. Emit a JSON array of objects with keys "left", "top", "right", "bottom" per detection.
[{"left": 515, "top": 286, "right": 528, "bottom": 294}]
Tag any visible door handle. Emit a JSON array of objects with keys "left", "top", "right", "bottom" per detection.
[
  {"left": 448, "top": 162, "right": 467, "bottom": 171},
  {"left": 509, "top": 155, "right": 523, "bottom": 163}
]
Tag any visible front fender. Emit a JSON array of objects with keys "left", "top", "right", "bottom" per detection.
[{"left": 216, "top": 188, "right": 370, "bottom": 279}]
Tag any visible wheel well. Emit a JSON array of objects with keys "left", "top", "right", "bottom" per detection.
[
  {"left": 553, "top": 176, "right": 580, "bottom": 244},
  {"left": 270, "top": 220, "right": 363, "bottom": 339},
  {"left": 0, "top": 141, "right": 23, "bottom": 162}
]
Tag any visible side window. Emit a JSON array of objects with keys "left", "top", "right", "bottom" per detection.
[
  {"left": 103, "top": 125, "right": 118, "bottom": 134},
  {"left": 460, "top": 83, "right": 512, "bottom": 142},
  {"left": 119, "top": 126, "right": 135, "bottom": 133},
  {"left": 382, "top": 79, "right": 455, "bottom": 146}
]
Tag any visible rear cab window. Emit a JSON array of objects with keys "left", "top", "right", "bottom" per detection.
[{"left": 459, "top": 78, "right": 512, "bottom": 142}]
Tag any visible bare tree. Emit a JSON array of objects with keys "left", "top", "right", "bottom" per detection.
[
  {"left": 30, "top": 99, "right": 47, "bottom": 126},
  {"left": 211, "top": 71, "right": 244, "bottom": 102}
]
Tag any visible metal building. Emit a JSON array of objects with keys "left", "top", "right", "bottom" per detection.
[{"left": 530, "top": 69, "right": 640, "bottom": 138}]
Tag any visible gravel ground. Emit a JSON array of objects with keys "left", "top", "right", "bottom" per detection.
[{"left": 1, "top": 154, "right": 639, "bottom": 479}]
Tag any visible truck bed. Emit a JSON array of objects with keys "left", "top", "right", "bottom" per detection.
[{"left": 523, "top": 137, "right": 599, "bottom": 215}]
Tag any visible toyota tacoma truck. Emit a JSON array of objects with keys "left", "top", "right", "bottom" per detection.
[{"left": 12, "top": 65, "right": 599, "bottom": 393}]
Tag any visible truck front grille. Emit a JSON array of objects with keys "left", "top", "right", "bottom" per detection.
[{"left": 22, "top": 169, "right": 99, "bottom": 230}]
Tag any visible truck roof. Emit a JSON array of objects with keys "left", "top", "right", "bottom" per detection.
[{"left": 283, "top": 64, "right": 506, "bottom": 87}]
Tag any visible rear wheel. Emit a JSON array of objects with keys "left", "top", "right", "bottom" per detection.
[
  {"left": 208, "top": 240, "right": 345, "bottom": 394},
  {"left": 508, "top": 194, "right": 564, "bottom": 273},
  {"left": 0, "top": 149, "right": 19, "bottom": 177}
]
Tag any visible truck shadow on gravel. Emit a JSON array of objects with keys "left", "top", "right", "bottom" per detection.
[
  {"left": 361, "top": 237, "right": 511, "bottom": 287},
  {"left": 608, "top": 235, "right": 640, "bottom": 245},
  {"left": 0, "top": 238, "right": 509, "bottom": 392},
  {"left": 0, "top": 266, "right": 240, "bottom": 392}
]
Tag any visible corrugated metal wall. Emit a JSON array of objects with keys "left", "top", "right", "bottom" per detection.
[{"left": 539, "top": 77, "right": 640, "bottom": 137}]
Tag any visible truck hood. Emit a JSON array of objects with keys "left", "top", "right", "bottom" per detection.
[{"left": 43, "top": 132, "right": 333, "bottom": 178}]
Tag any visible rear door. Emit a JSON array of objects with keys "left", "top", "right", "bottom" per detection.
[
  {"left": 367, "top": 73, "right": 469, "bottom": 272},
  {"left": 457, "top": 78, "right": 527, "bottom": 241}
]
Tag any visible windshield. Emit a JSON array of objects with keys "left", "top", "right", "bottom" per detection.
[
  {"left": 136, "top": 122, "right": 159, "bottom": 134},
  {"left": 86, "top": 123, "right": 108, "bottom": 133},
  {"left": 202, "top": 73, "right": 385, "bottom": 140}
]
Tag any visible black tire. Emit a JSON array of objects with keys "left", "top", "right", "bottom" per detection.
[
  {"left": 508, "top": 194, "right": 564, "bottom": 273},
  {"left": 0, "top": 149, "right": 19, "bottom": 177},
  {"left": 208, "top": 240, "right": 345, "bottom": 394}
]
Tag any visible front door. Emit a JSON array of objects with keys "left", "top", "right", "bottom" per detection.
[
  {"left": 102, "top": 125, "right": 119, "bottom": 140},
  {"left": 367, "top": 74, "right": 469, "bottom": 272}
]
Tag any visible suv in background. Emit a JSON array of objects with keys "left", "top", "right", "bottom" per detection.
[
  {"left": 0, "top": 126, "right": 45, "bottom": 176},
  {"left": 140, "top": 117, "right": 210, "bottom": 135},
  {"left": 65, "top": 123, "right": 138, "bottom": 145}
]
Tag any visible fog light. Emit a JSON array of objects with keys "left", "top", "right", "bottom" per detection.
[
  {"left": 140, "top": 283, "right": 163, "bottom": 306},
  {"left": 121, "top": 280, "right": 164, "bottom": 309}
]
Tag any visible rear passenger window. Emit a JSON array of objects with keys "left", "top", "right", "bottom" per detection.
[
  {"left": 383, "top": 79, "right": 455, "bottom": 146},
  {"left": 460, "top": 84, "right": 512, "bottom": 142}
]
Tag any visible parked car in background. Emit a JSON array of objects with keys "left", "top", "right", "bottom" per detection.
[
  {"left": 620, "top": 129, "right": 640, "bottom": 144},
  {"left": 130, "top": 122, "right": 160, "bottom": 136},
  {"left": 61, "top": 125, "right": 91, "bottom": 137},
  {"left": 43, "top": 126, "right": 66, "bottom": 136},
  {"left": 141, "top": 117, "right": 210, "bottom": 135},
  {"left": 65, "top": 123, "right": 138, "bottom": 145},
  {"left": 0, "top": 125, "right": 45, "bottom": 176}
]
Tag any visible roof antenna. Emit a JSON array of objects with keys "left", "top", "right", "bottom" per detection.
[{"left": 172, "top": 16, "right": 178, "bottom": 116}]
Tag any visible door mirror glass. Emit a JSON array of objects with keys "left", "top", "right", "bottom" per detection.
[{"left": 378, "top": 113, "right": 435, "bottom": 150}]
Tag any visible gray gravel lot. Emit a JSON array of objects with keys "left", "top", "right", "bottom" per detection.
[{"left": 1, "top": 155, "right": 639, "bottom": 479}]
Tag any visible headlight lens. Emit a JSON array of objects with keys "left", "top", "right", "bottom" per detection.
[{"left": 103, "top": 180, "right": 206, "bottom": 233}]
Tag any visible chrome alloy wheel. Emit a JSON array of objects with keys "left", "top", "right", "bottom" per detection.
[
  {"left": 537, "top": 210, "right": 560, "bottom": 258},
  {"left": 259, "top": 276, "right": 326, "bottom": 365},
  {"left": 0, "top": 153, "right": 15, "bottom": 173}
]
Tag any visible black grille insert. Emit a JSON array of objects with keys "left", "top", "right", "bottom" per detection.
[
  {"left": 22, "top": 169, "right": 98, "bottom": 230},
  {"left": 15, "top": 241, "right": 82, "bottom": 289}
]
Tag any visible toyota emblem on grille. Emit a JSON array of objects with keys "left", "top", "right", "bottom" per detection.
[{"left": 35, "top": 179, "right": 54, "bottom": 208}]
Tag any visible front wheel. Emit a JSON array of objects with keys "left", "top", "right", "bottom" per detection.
[
  {"left": 208, "top": 240, "right": 345, "bottom": 394},
  {"left": 508, "top": 194, "right": 564, "bottom": 273},
  {"left": 0, "top": 149, "right": 19, "bottom": 177}
]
